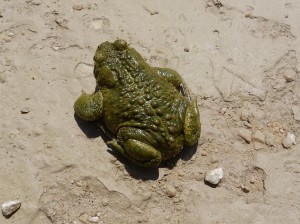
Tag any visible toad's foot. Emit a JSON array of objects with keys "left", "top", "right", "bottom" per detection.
[{"left": 74, "top": 91, "right": 103, "bottom": 121}]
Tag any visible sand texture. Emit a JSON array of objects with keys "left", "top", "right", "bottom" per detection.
[{"left": 1, "top": 0, "right": 300, "bottom": 223}]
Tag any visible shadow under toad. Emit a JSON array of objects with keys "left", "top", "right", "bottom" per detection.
[
  {"left": 107, "top": 149, "right": 160, "bottom": 180},
  {"left": 75, "top": 113, "right": 198, "bottom": 180},
  {"left": 108, "top": 143, "right": 197, "bottom": 180}
]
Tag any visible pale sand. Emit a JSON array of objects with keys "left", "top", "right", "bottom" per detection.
[{"left": 0, "top": 0, "right": 300, "bottom": 223}]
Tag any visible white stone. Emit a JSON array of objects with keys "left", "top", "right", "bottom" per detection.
[
  {"left": 205, "top": 168, "right": 224, "bottom": 185},
  {"left": 89, "top": 216, "right": 99, "bottom": 222},
  {"left": 282, "top": 132, "right": 296, "bottom": 148},
  {"left": 165, "top": 185, "right": 176, "bottom": 198},
  {"left": 1, "top": 200, "right": 21, "bottom": 217},
  {"left": 73, "top": 4, "right": 83, "bottom": 11}
]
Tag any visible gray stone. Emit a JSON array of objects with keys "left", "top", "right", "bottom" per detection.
[
  {"left": 238, "top": 129, "right": 252, "bottom": 143},
  {"left": 252, "top": 130, "right": 265, "bottom": 144},
  {"left": 265, "top": 133, "right": 275, "bottom": 146},
  {"left": 73, "top": 4, "right": 83, "bottom": 10},
  {"left": 20, "top": 107, "right": 30, "bottom": 114},
  {"left": 282, "top": 132, "right": 296, "bottom": 148}
]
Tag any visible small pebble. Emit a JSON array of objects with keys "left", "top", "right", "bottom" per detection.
[
  {"left": 220, "top": 107, "right": 227, "bottom": 115},
  {"left": 250, "top": 177, "right": 256, "bottom": 184},
  {"left": 102, "top": 198, "right": 109, "bottom": 206},
  {"left": 165, "top": 185, "right": 177, "bottom": 198},
  {"left": 205, "top": 168, "right": 224, "bottom": 185},
  {"left": 177, "top": 169, "right": 184, "bottom": 177},
  {"left": 238, "top": 128, "right": 252, "bottom": 143},
  {"left": 194, "top": 171, "right": 205, "bottom": 181},
  {"left": 1, "top": 200, "right": 21, "bottom": 217},
  {"left": 282, "top": 68, "right": 296, "bottom": 82},
  {"left": 265, "top": 133, "right": 275, "bottom": 146},
  {"left": 240, "top": 110, "right": 250, "bottom": 121},
  {"left": 149, "top": 10, "right": 159, "bottom": 15},
  {"left": 201, "top": 151, "right": 208, "bottom": 156},
  {"left": 241, "top": 184, "right": 250, "bottom": 193},
  {"left": 46, "top": 143, "right": 52, "bottom": 148},
  {"left": 89, "top": 216, "right": 99, "bottom": 223},
  {"left": 7, "top": 32, "right": 14, "bottom": 38},
  {"left": 27, "top": 0, "right": 41, "bottom": 6},
  {"left": 243, "top": 121, "right": 252, "bottom": 128},
  {"left": 3, "top": 36, "right": 12, "bottom": 42},
  {"left": 282, "top": 132, "right": 296, "bottom": 148},
  {"left": 142, "top": 192, "right": 152, "bottom": 201},
  {"left": 79, "top": 213, "right": 88, "bottom": 222},
  {"left": 173, "top": 198, "right": 180, "bottom": 203},
  {"left": 184, "top": 47, "right": 189, "bottom": 52},
  {"left": 20, "top": 107, "right": 30, "bottom": 114},
  {"left": 252, "top": 130, "right": 265, "bottom": 144},
  {"left": 73, "top": 4, "right": 83, "bottom": 11},
  {"left": 210, "top": 157, "right": 219, "bottom": 164},
  {"left": 19, "top": 144, "right": 26, "bottom": 150},
  {"left": 75, "top": 181, "right": 83, "bottom": 187}
]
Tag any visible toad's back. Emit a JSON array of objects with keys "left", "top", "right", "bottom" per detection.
[{"left": 99, "top": 47, "right": 189, "bottom": 151}]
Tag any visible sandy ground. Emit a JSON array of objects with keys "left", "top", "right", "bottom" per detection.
[{"left": 1, "top": 0, "right": 300, "bottom": 223}]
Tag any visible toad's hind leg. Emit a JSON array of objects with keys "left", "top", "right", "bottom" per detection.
[
  {"left": 184, "top": 98, "right": 201, "bottom": 146},
  {"left": 152, "top": 67, "right": 192, "bottom": 99},
  {"left": 108, "top": 127, "right": 162, "bottom": 167},
  {"left": 152, "top": 67, "right": 183, "bottom": 88},
  {"left": 109, "top": 140, "right": 162, "bottom": 167}
]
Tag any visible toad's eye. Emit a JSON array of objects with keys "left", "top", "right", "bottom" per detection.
[
  {"left": 113, "top": 39, "right": 128, "bottom": 51},
  {"left": 95, "top": 65, "right": 118, "bottom": 88},
  {"left": 94, "top": 52, "right": 106, "bottom": 63}
]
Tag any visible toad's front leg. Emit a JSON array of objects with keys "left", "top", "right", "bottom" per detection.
[{"left": 74, "top": 91, "right": 103, "bottom": 121}]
